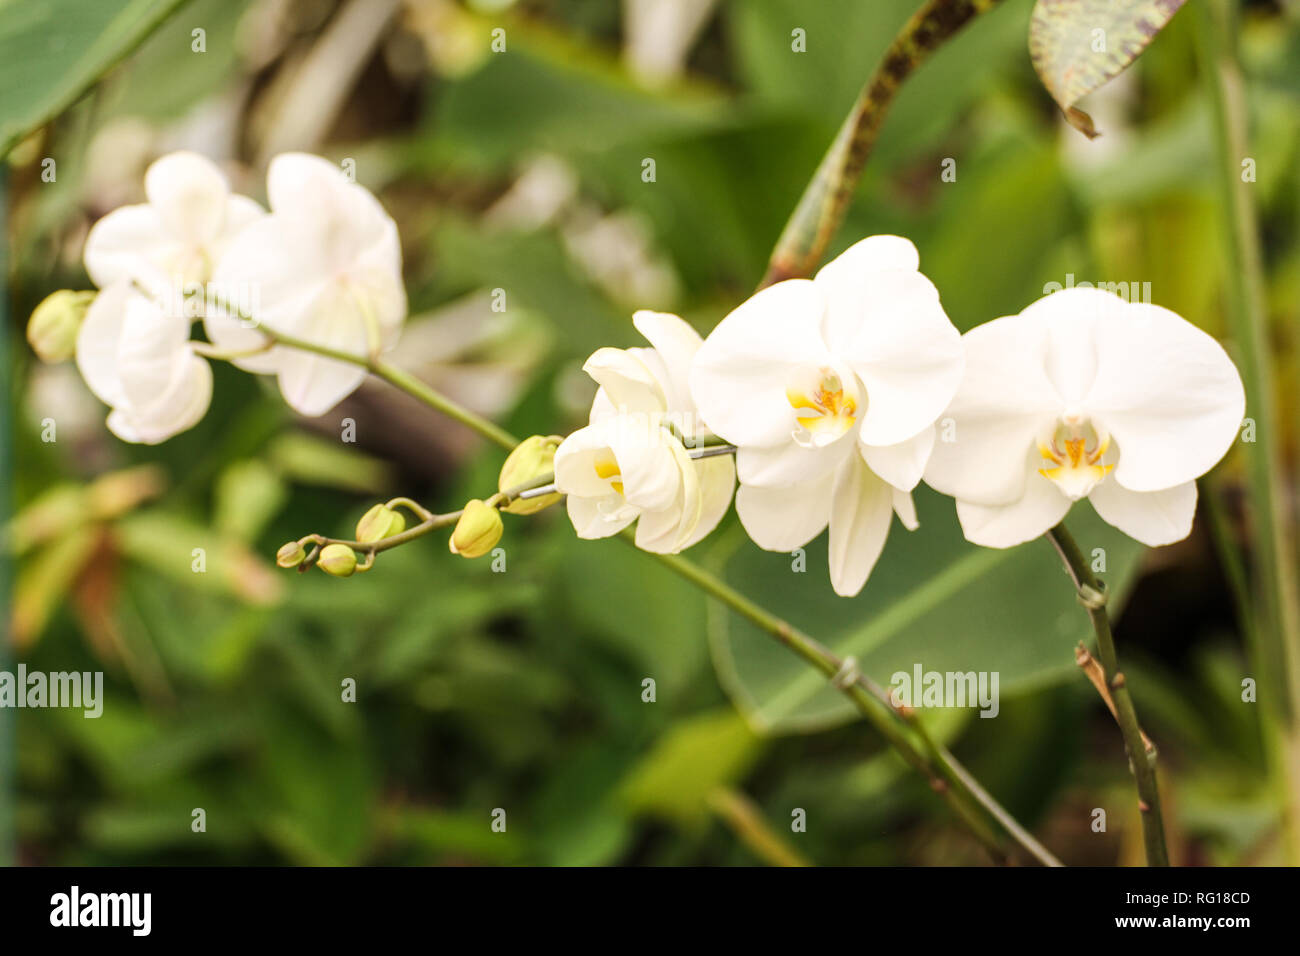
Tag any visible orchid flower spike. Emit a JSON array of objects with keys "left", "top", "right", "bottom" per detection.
[
  {"left": 924, "top": 288, "right": 1246, "bottom": 548},
  {"left": 207, "top": 153, "right": 407, "bottom": 417},
  {"left": 689, "top": 236, "right": 964, "bottom": 596},
  {"left": 555, "top": 311, "right": 735, "bottom": 554}
]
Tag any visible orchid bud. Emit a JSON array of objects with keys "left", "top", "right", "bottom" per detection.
[
  {"left": 27, "top": 290, "right": 94, "bottom": 363},
  {"left": 276, "top": 541, "right": 306, "bottom": 568},
  {"left": 318, "top": 543, "right": 359, "bottom": 577},
  {"left": 499, "top": 435, "right": 563, "bottom": 515},
  {"left": 356, "top": 504, "right": 406, "bottom": 544},
  {"left": 449, "top": 500, "right": 503, "bottom": 558}
]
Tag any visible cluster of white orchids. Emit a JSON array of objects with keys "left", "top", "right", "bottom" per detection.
[{"left": 30, "top": 151, "right": 1246, "bottom": 596}]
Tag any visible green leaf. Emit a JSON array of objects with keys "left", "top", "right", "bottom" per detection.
[
  {"left": 710, "top": 487, "right": 1146, "bottom": 734},
  {"left": 0, "top": 0, "right": 190, "bottom": 156},
  {"left": 1029, "top": 0, "right": 1187, "bottom": 138},
  {"left": 617, "top": 709, "right": 764, "bottom": 829}
]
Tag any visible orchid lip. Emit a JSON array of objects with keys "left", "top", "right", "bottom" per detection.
[
  {"left": 787, "top": 366, "right": 859, "bottom": 448},
  {"left": 1037, "top": 416, "right": 1113, "bottom": 500}
]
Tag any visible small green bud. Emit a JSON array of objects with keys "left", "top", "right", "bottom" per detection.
[
  {"left": 356, "top": 503, "right": 406, "bottom": 544},
  {"left": 449, "top": 500, "right": 503, "bottom": 558},
  {"left": 318, "top": 543, "right": 359, "bottom": 577},
  {"left": 276, "top": 541, "right": 306, "bottom": 568},
  {"left": 27, "top": 290, "right": 94, "bottom": 363},
  {"left": 498, "top": 435, "right": 562, "bottom": 515}
]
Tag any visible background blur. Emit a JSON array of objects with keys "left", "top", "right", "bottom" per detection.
[{"left": 3, "top": 0, "right": 1298, "bottom": 865}]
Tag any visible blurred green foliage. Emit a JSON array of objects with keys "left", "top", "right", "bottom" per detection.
[{"left": 3, "top": 0, "right": 1297, "bottom": 865}]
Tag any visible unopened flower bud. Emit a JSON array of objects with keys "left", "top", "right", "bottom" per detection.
[
  {"left": 449, "top": 500, "right": 503, "bottom": 558},
  {"left": 356, "top": 503, "right": 406, "bottom": 544},
  {"left": 27, "top": 290, "right": 94, "bottom": 363},
  {"left": 318, "top": 543, "right": 358, "bottom": 577},
  {"left": 276, "top": 541, "right": 306, "bottom": 568},
  {"left": 499, "top": 435, "right": 562, "bottom": 515}
]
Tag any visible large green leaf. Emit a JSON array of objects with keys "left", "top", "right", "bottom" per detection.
[
  {"left": 0, "top": 0, "right": 188, "bottom": 156},
  {"left": 711, "top": 486, "right": 1145, "bottom": 733},
  {"left": 1029, "top": 0, "right": 1187, "bottom": 137}
]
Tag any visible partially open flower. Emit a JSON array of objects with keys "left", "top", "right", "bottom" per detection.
[
  {"left": 689, "top": 236, "right": 963, "bottom": 596},
  {"left": 924, "top": 288, "right": 1246, "bottom": 548},
  {"left": 556, "top": 311, "right": 734, "bottom": 553},
  {"left": 450, "top": 500, "right": 503, "bottom": 558}
]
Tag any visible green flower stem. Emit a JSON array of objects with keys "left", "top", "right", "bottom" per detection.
[
  {"left": 258, "top": 325, "right": 519, "bottom": 452},
  {"left": 247, "top": 313, "right": 1058, "bottom": 863},
  {"left": 761, "top": 0, "right": 1005, "bottom": 286},
  {"left": 299, "top": 509, "right": 463, "bottom": 567},
  {"left": 1048, "top": 524, "right": 1169, "bottom": 867},
  {"left": 1195, "top": 0, "right": 1300, "bottom": 862},
  {"left": 652, "top": 545, "right": 1061, "bottom": 867}
]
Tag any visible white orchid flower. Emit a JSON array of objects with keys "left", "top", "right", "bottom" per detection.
[
  {"left": 689, "top": 236, "right": 964, "bottom": 596},
  {"left": 83, "top": 151, "right": 264, "bottom": 294},
  {"left": 924, "top": 288, "right": 1246, "bottom": 548},
  {"left": 554, "top": 310, "right": 735, "bottom": 553},
  {"left": 75, "top": 282, "right": 213, "bottom": 444},
  {"left": 207, "top": 153, "right": 407, "bottom": 417}
]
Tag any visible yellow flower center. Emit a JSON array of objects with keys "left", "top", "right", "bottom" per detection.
[
  {"left": 787, "top": 368, "right": 857, "bottom": 447},
  {"left": 1037, "top": 418, "right": 1113, "bottom": 499},
  {"left": 593, "top": 450, "right": 624, "bottom": 495}
]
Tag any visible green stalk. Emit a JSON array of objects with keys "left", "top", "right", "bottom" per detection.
[
  {"left": 1049, "top": 525, "right": 1169, "bottom": 866},
  {"left": 1195, "top": 0, "right": 1300, "bottom": 861},
  {"left": 761, "top": 0, "right": 1005, "bottom": 286}
]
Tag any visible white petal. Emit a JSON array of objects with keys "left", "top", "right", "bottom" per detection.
[
  {"left": 583, "top": 347, "right": 665, "bottom": 415},
  {"left": 266, "top": 153, "right": 400, "bottom": 275},
  {"left": 689, "top": 279, "right": 831, "bottom": 447},
  {"left": 76, "top": 282, "right": 132, "bottom": 406},
  {"left": 634, "top": 439, "right": 700, "bottom": 553},
  {"left": 555, "top": 424, "right": 618, "bottom": 498},
  {"left": 892, "top": 488, "right": 919, "bottom": 530},
  {"left": 566, "top": 493, "right": 636, "bottom": 540},
  {"left": 923, "top": 313, "right": 1063, "bottom": 506},
  {"left": 632, "top": 310, "right": 701, "bottom": 415},
  {"left": 83, "top": 204, "right": 175, "bottom": 290},
  {"left": 814, "top": 235, "right": 920, "bottom": 352},
  {"left": 827, "top": 456, "right": 895, "bottom": 597},
  {"left": 1089, "top": 477, "right": 1197, "bottom": 547},
  {"left": 680, "top": 455, "right": 736, "bottom": 550},
  {"left": 1085, "top": 302, "right": 1246, "bottom": 492},
  {"left": 735, "top": 433, "right": 850, "bottom": 486},
  {"left": 144, "top": 151, "right": 232, "bottom": 246},
  {"left": 735, "top": 472, "right": 833, "bottom": 552},
  {"left": 276, "top": 349, "right": 367, "bottom": 418},
  {"left": 955, "top": 458, "right": 1072, "bottom": 549},
  {"left": 610, "top": 425, "right": 683, "bottom": 513},
  {"left": 107, "top": 351, "right": 212, "bottom": 445},
  {"left": 833, "top": 269, "right": 964, "bottom": 447},
  {"left": 859, "top": 425, "right": 935, "bottom": 492}
]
